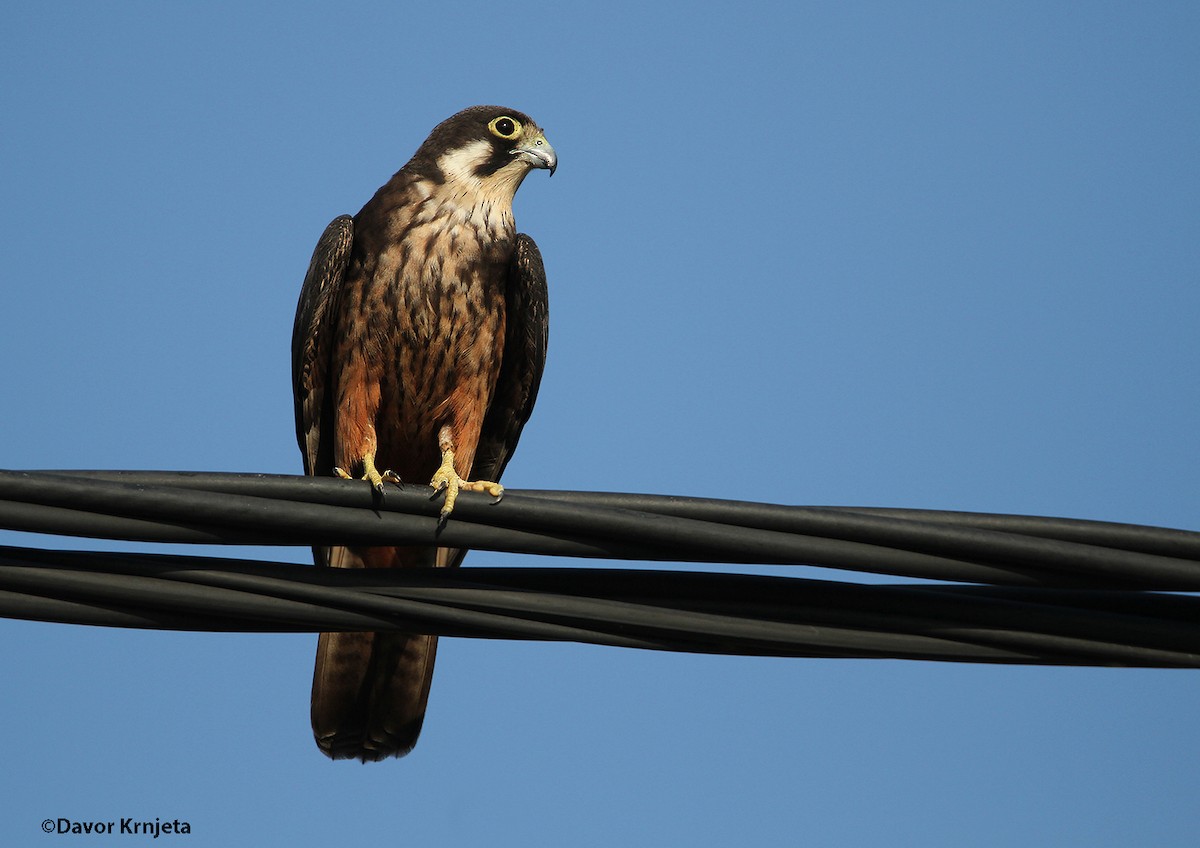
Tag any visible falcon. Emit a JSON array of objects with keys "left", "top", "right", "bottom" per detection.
[{"left": 291, "top": 105, "right": 554, "bottom": 760}]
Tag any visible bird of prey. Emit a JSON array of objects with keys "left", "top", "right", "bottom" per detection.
[{"left": 291, "top": 105, "right": 554, "bottom": 760}]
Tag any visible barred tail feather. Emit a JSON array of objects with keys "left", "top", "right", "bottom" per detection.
[{"left": 310, "top": 545, "right": 439, "bottom": 761}]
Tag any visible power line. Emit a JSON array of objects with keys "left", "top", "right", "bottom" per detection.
[{"left": 1, "top": 469, "right": 1198, "bottom": 667}]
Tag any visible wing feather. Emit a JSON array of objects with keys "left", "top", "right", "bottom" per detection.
[
  {"left": 440, "top": 234, "right": 547, "bottom": 572},
  {"left": 473, "top": 233, "right": 549, "bottom": 483},
  {"left": 291, "top": 215, "right": 354, "bottom": 478}
]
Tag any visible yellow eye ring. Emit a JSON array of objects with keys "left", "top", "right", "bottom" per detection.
[{"left": 488, "top": 116, "right": 522, "bottom": 140}]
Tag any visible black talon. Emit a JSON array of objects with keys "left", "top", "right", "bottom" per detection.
[{"left": 429, "top": 481, "right": 447, "bottom": 500}]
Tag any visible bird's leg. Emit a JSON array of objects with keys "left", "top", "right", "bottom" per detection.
[
  {"left": 429, "top": 425, "right": 503, "bottom": 527},
  {"left": 333, "top": 455, "right": 402, "bottom": 494}
]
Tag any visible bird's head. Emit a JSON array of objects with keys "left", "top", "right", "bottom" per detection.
[{"left": 410, "top": 105, "right": 556, "bottom": 203}]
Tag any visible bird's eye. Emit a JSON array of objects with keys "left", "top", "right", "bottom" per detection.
[{"left": 488, "top": 116, "right": 522, "bottom": 140}]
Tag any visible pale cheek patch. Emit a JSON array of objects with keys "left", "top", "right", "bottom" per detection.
[
  {"left": 432, "top": 140, "right": 522, "bottom": 235},
  {"left": 436, "top": 140, "right": 493, "bottom": 184}
]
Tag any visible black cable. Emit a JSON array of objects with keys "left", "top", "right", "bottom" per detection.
[
  {"left": 4, "top": 470, "right": 1200, "bottom": 589},
  {"left": 1, "top": 469, "right": 1198, "bottom": 669},
  {"left": 2, "top": 544, "right": 1197, "bottom": 667}
]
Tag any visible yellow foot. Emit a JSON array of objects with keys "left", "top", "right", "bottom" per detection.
[
  {"left": 429, "top": 452, "right": 503, "bottom": 528},
  {"left": 333, "top": 459, "right": 401, "bottom": 494}
]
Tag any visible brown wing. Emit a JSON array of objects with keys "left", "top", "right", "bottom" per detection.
[
  {"left": 472, "top": 233, "right": 549, "bottom": 483},
  {"left": 439, "top": 234, "right": 548, "bottom": 571},
  {"left": 292, "top": 215, "right": 354, "bottom": 480}
]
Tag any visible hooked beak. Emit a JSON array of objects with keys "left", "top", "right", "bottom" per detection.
[{"left": 512, "top": 133, "right": 557, "bottom": 176}]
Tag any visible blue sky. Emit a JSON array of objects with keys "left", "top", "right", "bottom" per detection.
[{"left": 2, "top": 1, "right": 1198, "bottom": 845}]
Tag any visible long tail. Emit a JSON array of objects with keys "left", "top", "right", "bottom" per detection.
[{"left": 310, "top": 545, "right": 447, "bottom": 761}]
